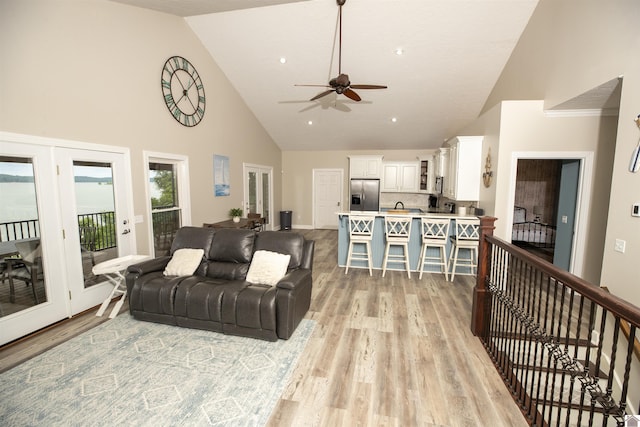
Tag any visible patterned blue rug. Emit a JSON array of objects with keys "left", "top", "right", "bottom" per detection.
[{"left": 0, "top": 314, "right": 315, "bottom": 426}]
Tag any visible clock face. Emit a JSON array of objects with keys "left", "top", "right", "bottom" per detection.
[{"left": 161, "top": 56, "right": 205, "bottom": 127}]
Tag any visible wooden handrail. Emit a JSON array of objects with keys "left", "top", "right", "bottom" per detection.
[
  {"left": 484, "top": 234, "right": 640, "bottom": 329},
  {"left": 474, "top": 222, "right": 640, "bottom": 425},
  {"left": 473, "top": 215, "right": 640, "bottom": 333}
]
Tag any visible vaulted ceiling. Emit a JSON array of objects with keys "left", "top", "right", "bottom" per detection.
[{"left": 112, "top": 0, "right": 540, "bottom": 151}]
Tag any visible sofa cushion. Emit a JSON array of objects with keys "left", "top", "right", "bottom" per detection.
[
  {"left": 246, "top": 250, "right": 291, "bottom": 286},
  {"left": 254, "top": 231, "right": 304, "bottom": 269},
  {"left": 163, "top": 248, "right": 204, "bottom": 276},
  {"left": 208, "top": 229, "right": 255, "bottom": 263},
  {"left": 169, "top": 226, "right": 216, "bottom": 276}
]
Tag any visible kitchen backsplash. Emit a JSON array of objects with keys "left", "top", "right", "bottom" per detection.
[
  {"left": 380, "top": 192, "right": 478, "bottom": 210},
  {"left": 380, "top": 192, "right": 430, "bottom": 208}
]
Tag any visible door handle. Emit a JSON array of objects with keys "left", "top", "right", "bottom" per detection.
[{"left": 122, "top": 229, "right": 130, "bottom": 235}]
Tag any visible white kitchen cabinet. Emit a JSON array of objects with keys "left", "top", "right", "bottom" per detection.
[
  {"left": 381, "top": 161, "right": 419, "bottom": 192},
  {"left": 349, "top": 155, "right": 383, "bottom": 178},
  {"left": 445, "top": 136, "right": 483, "bottom": 201}
]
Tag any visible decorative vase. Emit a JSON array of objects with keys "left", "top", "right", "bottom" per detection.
[{"left": 233, "top": 216, "right": 240, "bottom": 223}]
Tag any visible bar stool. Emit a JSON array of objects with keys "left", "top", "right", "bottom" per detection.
[
  {"left": 382, "top": 216, "right": 412, "bottom": 278},
  {"left": 418, "top": 217, "right": 450, "bottom": 280},
  {"left": 448, "top": 218, "right": 480, "bottom": 281},
  {"left": 345, "top": 215, "right": 376, "bottom": 275}
]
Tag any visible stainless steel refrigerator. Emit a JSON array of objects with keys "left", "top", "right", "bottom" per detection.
[{"left": 350, "top": 179, "right": 380, "bottom": 211}]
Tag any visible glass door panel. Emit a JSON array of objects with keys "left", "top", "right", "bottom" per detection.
[
  {"left": 57, "top": 148, "right": 134, "bottom": 315},
  {"left": 0, "top": 157, "right": 47, "bottom": 315},
  {"left": 248, "top": 171, "right": 258, "bottom": 214},
  {"left": 0, "top": 140, "right": 68, "bottom": 346},
  {"left": 149, "top": 162, "right": 181, "bottom": 257},
  {"left": 73, "top": 161, "right": 118, "bottom": 287},
  {"left": 261, "top": 172, "right": 270, "bottom": 224}
]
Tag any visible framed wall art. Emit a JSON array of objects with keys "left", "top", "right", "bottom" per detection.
[{"left": 214, "top": 155, "right": 230, "bottom": 196}]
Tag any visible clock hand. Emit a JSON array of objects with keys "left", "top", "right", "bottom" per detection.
[{"left": 175, "top": 78, "right": 194, "bottom": 106}]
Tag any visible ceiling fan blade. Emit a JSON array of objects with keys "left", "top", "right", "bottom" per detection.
[
  {"left": 350, "top": 84, "right": 388, "bottom": 90},
  {"left": 310, "top": 89, "right": 336, "bottom": 101},
  {"left": 343, "top": 88, "right": 361, "bottom": 102},
  {"left": 295, "top": 84, "right": 331, "bottom": 88}
]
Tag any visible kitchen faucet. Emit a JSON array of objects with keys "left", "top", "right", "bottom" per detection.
[{"left": 394, "top": 201, "right": 404, "bottom": 209}]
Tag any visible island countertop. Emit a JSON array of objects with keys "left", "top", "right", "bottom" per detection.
[{"left": 336, "top": 210, "right": 479, "bottom": 219}]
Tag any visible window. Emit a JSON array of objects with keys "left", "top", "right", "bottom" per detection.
[{"left": 145, "top": 153, "right": 191, "bottom": 257}]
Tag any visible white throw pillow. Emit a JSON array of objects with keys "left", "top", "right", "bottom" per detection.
[
  {"left": 246, "top": 250, "right": 291, "bottom": 286},
  {"left": 163, "top": 248, "right": 205, "bottom": 276}
]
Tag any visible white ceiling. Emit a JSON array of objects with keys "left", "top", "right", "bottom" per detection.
[{"left": 113, "top": 0, "right": 541, "bottom": 151}]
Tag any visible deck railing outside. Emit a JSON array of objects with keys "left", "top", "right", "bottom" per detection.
[
  {"left": 0, "top": 219, "right": 40, "bottom": 242},
  {"left": 2, "top": 211, "right": 180, "bottom": 256},
  {"left": 77, "top": 212, "right": 117, "bottom": 250},
  {"left": 1, "top": 213, "right": 117, "bottom": 252},
  {"left": 472, "top": 216, "right": 640, "bottom": 426},
  {"left": 151, "top": 208, "right": 181, "bottom": 256}
]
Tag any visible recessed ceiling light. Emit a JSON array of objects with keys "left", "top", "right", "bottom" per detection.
[
  {"left": 395, "top": 48, "right": 404, "bottom": 55},
  {"left": 307, "top": 120, "right": 313, "bottom": 125},
  {"left": 391, "top": 117, "right": 397, "bottom": 123},
  {"left": 279, "top": 57, "right": 287, "bottom": 64}
]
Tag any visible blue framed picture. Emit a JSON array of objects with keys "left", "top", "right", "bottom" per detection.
[{"left": 214, "top": 155, "right": 230, "bottom": 196}]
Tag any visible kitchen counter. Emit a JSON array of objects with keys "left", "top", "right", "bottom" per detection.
[
  {"left": 337, "top": 211, "right": 479, "bottom": 274},
  {"left": 339, "top": 209, "right": 477, "bottom": 218}
]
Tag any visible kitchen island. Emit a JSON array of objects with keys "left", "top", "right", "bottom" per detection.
[{"left": 338, "top": 210, "right": 479, "bottom": 275}]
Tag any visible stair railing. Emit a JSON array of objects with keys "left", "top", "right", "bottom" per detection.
[{"left": 472, "top": 216, "right": 640, "bottom": 426}]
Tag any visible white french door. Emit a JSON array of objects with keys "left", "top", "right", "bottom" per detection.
[
  {"left": 0, "top": 133, "right": 135, "bottom": 346},
  {"left": 243, "top": 164, "right": 272, "bottom": 230},
  {"left": 313, "top": 169, "right": 343, "bottom": 229},
  {"left": 56, "top": 148, "right": 134, "bottom": 315}
]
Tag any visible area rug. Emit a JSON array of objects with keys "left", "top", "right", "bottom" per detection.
[{"left": 0, "top": 314, "right": 315, "bottom": 426}]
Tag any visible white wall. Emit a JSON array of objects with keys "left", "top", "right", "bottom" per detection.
[
  {"left": 282, "top": 149, "right": 436, "bottom": 228},
  {"left": 0, "top": 0, "right": 282, "bottom": 254},
  {"left": 474, "top": 0, "right": 640, "bottom": 304}
]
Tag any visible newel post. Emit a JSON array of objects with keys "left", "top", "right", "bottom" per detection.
[{"left": 471, "top": 216, "right": 497, "bottom": 337}]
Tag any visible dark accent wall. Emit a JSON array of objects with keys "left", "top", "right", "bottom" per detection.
[{"left": 514, "top": 159, "right": 561, "bottom": 225}]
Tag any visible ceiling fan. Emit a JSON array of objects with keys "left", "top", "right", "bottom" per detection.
[{"left": 296, "top": 0, "right": 387, "bottom": 102}]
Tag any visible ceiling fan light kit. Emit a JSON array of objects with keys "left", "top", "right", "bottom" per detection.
[{"left": 296, "top": 0, "right": 387, "bottom": 104}]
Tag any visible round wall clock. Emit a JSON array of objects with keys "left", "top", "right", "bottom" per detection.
[{"left": 161, "top": 56, "right": 205, "bottom": 127}]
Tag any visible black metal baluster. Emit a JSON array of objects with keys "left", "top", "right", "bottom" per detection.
[
  {"left": 589, "top": 308, "right": 608, "bottom": 426},
  {"left": 551, "top": 280, "right": 568, "bottom": 427},
  {"left": 565, "top": 293, "right": 586, "bottom": 426},
  {"left": 617, "top": 325, "right": 635, "bottom": 422},
  {"left": 559, "top": 286, "right": 576, "bottom": 427}
]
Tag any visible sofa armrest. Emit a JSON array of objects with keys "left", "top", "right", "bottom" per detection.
[
  {"left": 126, "top": 256, "right": 171, "bottom": 276},
  {"left": 275, "top": 267, "right": 312, "bottom": 340},
  {"left": 276, "top": 268, "right": 311, "bottom": 290}
]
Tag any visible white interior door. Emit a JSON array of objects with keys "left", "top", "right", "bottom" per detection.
[
  {"left": 314, "top": 169, "right": 343, "bottom": 229},
  {"left": 56, "top": 148, "right": 135, "bottom": 315},
  {"left": 0, "top": 141, "right": 68, "bottom": 345}
]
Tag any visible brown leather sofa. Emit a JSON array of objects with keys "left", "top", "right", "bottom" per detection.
[{"left": 125, "top": 227, "right": 314, "bottom": 341}]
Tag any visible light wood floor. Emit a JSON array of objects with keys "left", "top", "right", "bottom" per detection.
[{"left": 0, "top": 229, "right": 527, "bottom": 426}]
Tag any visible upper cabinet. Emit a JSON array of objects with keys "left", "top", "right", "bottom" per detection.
[
  {"left": 381, "top": 161, "right": 420, "bottom": 192},
  {"left": 443, "top": 136, "right": 483, "bottom": 201},
  {"left": 349, "top": 155, "right": 383, "bottom": 178}
]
